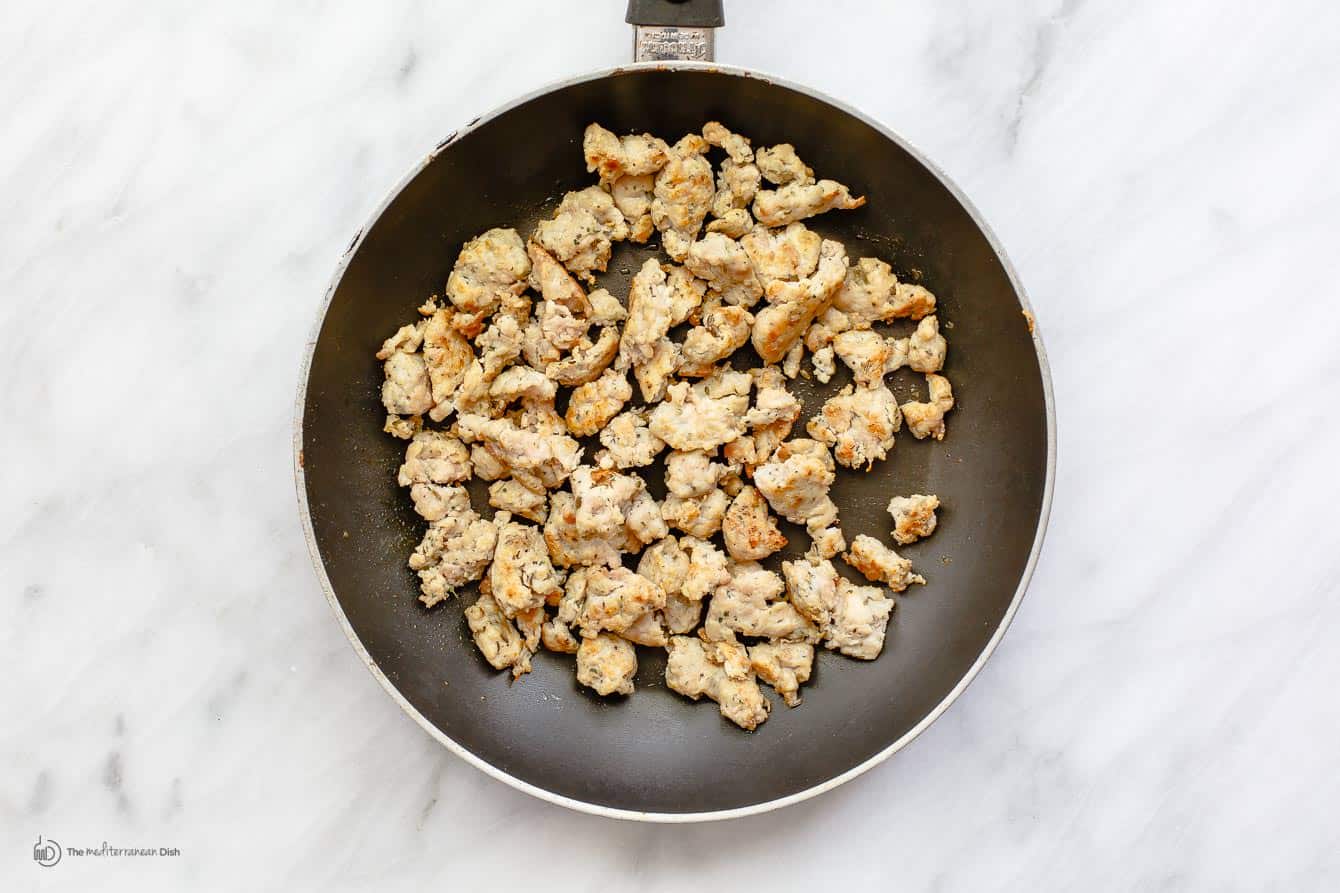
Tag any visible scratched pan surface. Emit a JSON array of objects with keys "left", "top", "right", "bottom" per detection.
[{"left": 297, "top": 65, "right": 1053, "bottom": 820}]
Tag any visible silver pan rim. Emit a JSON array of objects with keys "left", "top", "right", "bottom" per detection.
[{"left": 293, "top": 60, "right": 1057, "bottom": 824}]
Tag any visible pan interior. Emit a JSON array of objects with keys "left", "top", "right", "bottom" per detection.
[{"left": 301, "top": 68, "right": 1048, "bottom": 815}]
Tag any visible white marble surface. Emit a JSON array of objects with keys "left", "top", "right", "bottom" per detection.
[{"left": 4, "top": 0, "right": 1339, "bottom": 889}]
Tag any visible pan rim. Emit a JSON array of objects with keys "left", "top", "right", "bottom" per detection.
[{"left": 293, "top": 60, "right": 1057, "bottom": 823}]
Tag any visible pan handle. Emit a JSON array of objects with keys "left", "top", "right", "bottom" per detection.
[{"left": 626, "top": 0, "right": 724, "bottom": 62}]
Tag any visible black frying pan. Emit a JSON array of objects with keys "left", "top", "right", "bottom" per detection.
[{"left": 295, "top": 0, "right": 1054, "bottom": 821}]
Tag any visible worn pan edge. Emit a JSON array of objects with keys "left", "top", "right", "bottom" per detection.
[{"left": 292, "top": 60, "right": 1058, "bottom": 823}]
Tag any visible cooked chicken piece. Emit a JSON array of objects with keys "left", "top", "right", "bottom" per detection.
[
  {"left": 702, "top": 121, "right": 754, "bottom": 164},
  {"left": 755, "top": 143, "right": 814, "bottom": 186},
  {"left": 782, "top": 556, "right": 842, "bottom": 630},
  {"left": 488, "top": 479, "right": 548, "bottom": 523},
  {"left": 610, "top": 173, "right": 656, "bottom": 242},
  {"left": 723, "top": 486, "right": 788, "bottom": 561},
  {"left": 753, "top": 439, "right": 837, "bottom": 525},
  {"left": 678, "top": 304, "right": 753, "bottom": 375},
  {"left": 665, "top": 264, "right": 708, "bottom": 326},
  {"left": 597, "top": 409, "right": 665, "bottom": 469},
  {"left": 746, "top": 365, "right": 802, "bottom": 428},
  {"left": 636, "top": 536, "right": 688, "bottom": 597},
  {"left": 578, "top": 566, "right": 667, "bottom": 636},
  {"left": 410, "top": 500, "right": 499, "bottom": 607},
  {"left": 753, "top": 179, "right": 865, "bottom": 227},
  {"left": 444, "top": 227, "right": 531, "bottom": 316},
  {"left": 465, "top": 592, "right": 527, "bottom": 671},
  {"left": 520, "top": 319, "right": 561, "bottom": 371},
  {"left": 809, "top": 527, "right": 847, "bottom": 561},
  {"left": 781, "top": 340, "right": 803, "bottom": 379},
  {"left": 661, "top": 488, "right": 730, "bottom": 538},
  {"left": 663, "top": 594, "right": 703, "bottom": 635},
  {"left": 740, "top": 222, "right": 822, "bottom": 287},
  {"left": 526, "top": 241, "right": 590, "bottom": 317},
  {"left": 893, "top": 282, "right": 938, "bottom": 319},
  {"left": 620, "top": 258, "right": 675, "bottom": 370},
  {"left": 376, "top": 322, "right": 423, "bottom": 359},
  {"left": 449, "top": 308, "right": 491, "bottom": 340},
  {"left": 547, "top": 326, "right": 620, "bottom": 387},
  {"left": 703, "top": 641, "right": 772, "bottom": 733},
  {"left": 833, "top": 257, "right": 897, "bottom": 326},
  {"left": 397, "top": 431, "right": 472, "bottom": 487},
  {"left": 648, "top": 375, "right": 750, "bottom": 451},
  {"left": 469, "top": 443, "right": 508, "bottom": 481},
  {"left": 831, "top": 329, "right": 907, "bottom": 385},
  {"left": 810, "top": 343, "right": 835, "bottom": 385},
  {"left": 537, "top": 299, "right": 588, "bottom": 351},
  {"left": 383, "top": 414, "right": 420, "bottom": 439},
  {"left": 621, "top": 611, "right": 668, "bottom": 648},
  {"left": 703, "top": 562, "right": 820, "bottom": 643},
  {"left": 705, "top": 208, "right": 753, "bottom": 239},
  {"left": 906, "top": 315, "right": 947, "bottom": 373},
  {"left": 556, "top": 566, "right": 590, "bottom": 621},
  {"left": 749, "top": 642, "right": 814, "bottom": 707},
  {"left": 586, "top": 287, "right": 626, "bottom": 326},
  {"left": 651, "top": 136, "right": 714, "bottom": 261},
  {"left": 753, "top": 439, "right": 845, "bottom": 557},
  {"left": 844, "top": 534, "right": 925, "bottom": 592},
  {"left": 665, "top": 635, "right": 718, "bottom": 699},
  {"left": 804, "top": 306, "right": 854, "bottom": 351},
  {"left": 489, "top": 517, "right": 563, "bottom": 617},
  {"left": 565, "top": 367, "right": 632, "bottom": 437},
  {"left": 407, "top": 482, "right": 456, "bottom": 521},
  {"left": 625, "top": 489, "right": 670, "bottom": 546},
  {"left": 711, "top": 158, "right": 761, "bottom": 222},
  {"left": 456, "top": 413, "right": 582, "bottom": 490},
  {"left": 685, "top": 233, "right": 763, "bottom": 307},
  {"left": 583, "top": 123, "right": 671, "bottom": 182},
  {"left": 488, "top": 365, "right": 557, "bottom": 406},
  {"left": 569, "top": 466, "right": 642, "bottom": 536},
  {"left": 665, "top": 636, "right": 771, "bottom": 730},
  {"left": 540, "top": 616, "right": 581, "bottom": 654},
  {"left": 680, "top": 535, "right": 732, "bottom": 601},
  {"left": 664, "top": 450, "right": 727, "bottom": 498},
  {"left": 722, "top": 417, "right": 792, "bottom": 473},
  {"left": 512, "top": 398, "right": 568, "bottom": 436},
  {"left": 888, "top": 494, "right": 940, "bottom": 545},
  {"left": 825, "top": 578, "right": 895, "bottom": 660},
  {"left": 752, "top": 239, "right": 849, "bottom": 363},
  {"left": 381, "top": 351, "right": 433, "bottom": 417},
  {"left": 832, "top": 258, "right": 937, "bottom": 323},
  {"left": 633, "top": 338, "right": 679, "bottom": 403},
  {"left": 576, "top": 633, "right": 638, "bottom": 696},
  {"left": 901, "top": 373, "right": 955, "bottom": 440},
  {"left": 544, "top": 491, "right": 624, "bottom": 568},
  {"left": 453, "top": 313, "right": 525, "bottom": 415},
  {"left": 807, "top": 383, "right": 901, "bottom": 469},
  {"left": 508, "top": 605, "right": 545, "bottom": 678},
  {"left": 420, "top": 310, "right": 474, "bottom": 421},
  {"left": 560, "top": 185, "right": 629, "bottom": 242},
  {"left": 534, "top": 199, "right": 615, "bottom": 284}
]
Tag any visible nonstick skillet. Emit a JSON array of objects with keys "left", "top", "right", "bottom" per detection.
[{"left": 295, "top": 0, "right": 1055, "bottom": 821}]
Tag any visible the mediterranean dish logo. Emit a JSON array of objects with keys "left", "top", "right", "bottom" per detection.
[
  {"left": 33, "top": 837, "right": 61, "bottom": 867},
  {"left": 33, "top": 835, "right": 180, "bottom": 867}
]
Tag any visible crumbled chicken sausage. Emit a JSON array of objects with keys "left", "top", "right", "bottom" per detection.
[
  {"left": 901, "top": 373, "right": 955, "bottom": 440},
  {"left": 378, "top": 121, "right": 963, "bottom": 729},
  {"left": 844, "top": 534, "right": 925, "bottom": 592},
  {"left": 753, "top": 179, "right": 865, "bottom": 227},
  {"left": 576, "top": 633, "right": 638, "bottom": 696},
  {"left": 888, "top": 494, "right": 940, "bottom": 545}
]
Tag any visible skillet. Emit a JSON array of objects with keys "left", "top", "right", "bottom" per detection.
[{"left": 295, "top": 0, "right": 1055, "bottom": 821}]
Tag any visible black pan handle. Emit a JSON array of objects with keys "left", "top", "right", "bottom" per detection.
[{"left": 626, "top": 0, "right": 724, "bottom": 62}]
